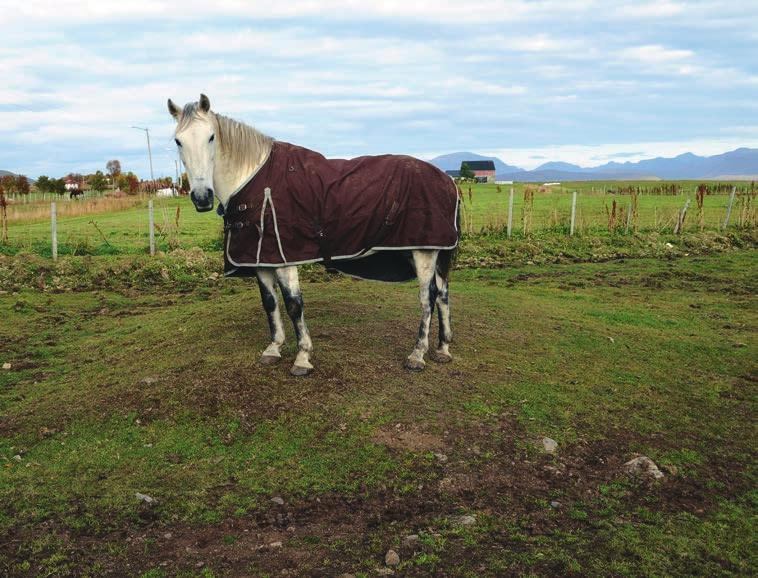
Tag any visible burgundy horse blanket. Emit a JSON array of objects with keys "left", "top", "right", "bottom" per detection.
[{"left": 222, "top": 141, "right": 459, "bottom": 281}]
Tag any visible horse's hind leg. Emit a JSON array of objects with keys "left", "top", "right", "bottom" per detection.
[
  {"left": 431, "top": 265, "right": 453, "bottom": 363},
  {"left": 276, "top": 266, "right": 314, "bottom": 377},
  {"left": 256, "top": 269, "right": 285, "bottom": 364},
  {"left": 405, "top": 250, "right": 439, "bottom": 371}
]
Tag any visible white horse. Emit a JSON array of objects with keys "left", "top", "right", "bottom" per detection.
[{"left": 168, "top": 94, "right": 457, "bottom": 376}]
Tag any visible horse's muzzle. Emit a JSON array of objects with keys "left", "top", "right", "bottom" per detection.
[{"left": 190, "top": 188, "right": 214, "bottom": 212}]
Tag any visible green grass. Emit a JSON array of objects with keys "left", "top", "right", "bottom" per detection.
[{"left": 0, "top": 242, "right": 755, "bottom": 575}]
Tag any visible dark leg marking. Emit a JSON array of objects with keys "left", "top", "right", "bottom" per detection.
[{"left": 256, "top": 269, "right": 285, "bottom": 365}]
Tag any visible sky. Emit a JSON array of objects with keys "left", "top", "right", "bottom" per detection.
[{"left": 1, "top": 0, "right": 757, "bottom": 178}]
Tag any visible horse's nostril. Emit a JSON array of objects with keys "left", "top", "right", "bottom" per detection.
[{"left": 206, "top": 187, "right": 214, "bottom": 197}]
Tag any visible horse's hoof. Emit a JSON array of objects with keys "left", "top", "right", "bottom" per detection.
[
  {"left": 404, "top": 358, "right": 426, "bottom": 372},
  {"left": 431, "top": 351, "right": 453, "bottom": 364},
  {"left": 260, "top": 354, "right": 281, "bottom": 365},
  {"left": 290, "top": 364, "right": 313, "bottom": 377}
]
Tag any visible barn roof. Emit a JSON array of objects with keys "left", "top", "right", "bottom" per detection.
[{"left": 462, "top": 160, "right": 496, "bottom": 171}]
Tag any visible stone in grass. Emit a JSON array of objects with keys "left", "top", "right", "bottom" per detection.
[
  {"left": 135, "top": 492, "right": 157, "bottom": 504},
  {"left": 450, "top": 514, "right": 476, "bottom": 526},
  {"left": 2, "top": 362, "right": 11, "bottom": 370},
  {"left": 375, "top": 569, "right": 395, "bottom": 576},
  {"left": 385, "top": 549, "right": 400, "bottom": 567},
  {"left": 402, "top": 534, "right": 420, "bottom": 548},
  {"left": 623, "top": 456, "right": 664, "bottom": 480},
  {"left": 541, "top": 437, "right": 558, "bottom": 454},
  {"left": 271, "top": 496, "right": 285, "bottom": 505}
]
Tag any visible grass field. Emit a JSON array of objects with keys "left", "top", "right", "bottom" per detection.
[
  {"left": 2, "top": 180, "right": 755, "bottom": 256},
  {"left": 1, "top": 239, "right": 756, "bottom": 575}
]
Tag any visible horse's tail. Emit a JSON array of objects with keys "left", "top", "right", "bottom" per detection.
[
  {"left": 437, "top": 246, "right": 457, "bottom": 281},
  {"left": 437, "top": 197, "right": 461, "bottom": 281}
]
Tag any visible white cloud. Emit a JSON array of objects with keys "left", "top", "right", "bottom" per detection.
[
  {"left": 621, "top": 44, "right": 694, "bottom": 64},
  {"left": 612, "top": 1, "right": 685, "bottom": 19}
]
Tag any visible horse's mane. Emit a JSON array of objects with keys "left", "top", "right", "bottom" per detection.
[{"left": 177, "top": 103, "right": 274, "bottom": 172}]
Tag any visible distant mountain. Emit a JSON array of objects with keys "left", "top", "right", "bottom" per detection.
[
  {"left": 496, "top": 147, "right": 758, "bottom": 182},
  {"left": 534, "top": 161, "right": 587, "bottom": 173},
  {"left": 496, "top": 170, "right": 660, "bottom": 183},
  {"left": 584, "top": 148, "right": 758, "bottom": 180},
  {"left": 431, "top": 147, "right": 757, "bottom": 181},
  {"left": 0, "top": 170, "right": 17, "bottom": 177},
  {"left": 428, "top": 152, "right": 523, "bottom": 174}
]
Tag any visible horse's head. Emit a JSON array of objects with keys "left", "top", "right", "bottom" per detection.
[{"left": 168, "top": 94, "right": 216, "bottom": 212}]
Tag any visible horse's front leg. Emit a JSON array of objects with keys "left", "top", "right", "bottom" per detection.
[
  {"left": 276, "top": 266, "right": 314, "bottom": 377},
  {"left": 256, "top": 268, "right": 285, "bottom": 364}
]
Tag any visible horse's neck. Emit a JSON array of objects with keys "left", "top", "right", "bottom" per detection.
[
  {"left": 213, "top": 127, "right": 272, "bottom": 207},
  {"left": 213, "top": 157, "right": 251, "bottom": 207}
]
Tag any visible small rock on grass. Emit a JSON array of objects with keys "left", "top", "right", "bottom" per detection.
[
  {"left": 375, "top": 569, "right": 394, "bottom": 576},
  {"left": 271, "top": 496, "right": 285, "bottom": 505},
  {"left": 623, "top": 456, "right": 664, "bottom": 480},
  {"left": 385, "top": 549, "right": 400, "bottom": 566},
  {"left": 135, "top": 492, "right": 157, "bottom": 504},
  {"left": 402, "top": 534, "right": 420, "bottom": 548},
  {"left": 2, "top": 362, "right": 11, "bottom": 370},
  {"left": 541, "top": 437, "right": 558, "bottom": 453},
  {"left": 450, "top": 514, "right": 476, "bottom": 526}
]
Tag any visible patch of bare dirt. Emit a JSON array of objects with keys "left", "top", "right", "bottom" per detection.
[{"left": 372, "top": 423, "right": 446, "bottom": 453}]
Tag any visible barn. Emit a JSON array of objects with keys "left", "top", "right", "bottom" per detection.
[{"left": 463, "top": 160, "right": 496, "bottom": 183}]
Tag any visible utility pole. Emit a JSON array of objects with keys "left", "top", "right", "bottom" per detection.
[{"left": 131, "top": 126, "right": 155, "bottom": 183}]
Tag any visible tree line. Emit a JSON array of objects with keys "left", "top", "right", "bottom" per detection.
[{"left": 4, "top": 159, "right": 182, "bottom": 197}]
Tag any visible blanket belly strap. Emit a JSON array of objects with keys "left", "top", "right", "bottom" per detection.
[{"left": 313, "top": 220, "right": 335, "bottom": 270}]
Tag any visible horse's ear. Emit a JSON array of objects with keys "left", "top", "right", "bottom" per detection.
[
  {"left": 199, "top": 94, "right": 211, "bottom": 113},
  {"left": 168, "top": 98, "right": 181, "bottom": 120}
]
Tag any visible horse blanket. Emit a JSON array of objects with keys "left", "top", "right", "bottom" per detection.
[{"left": 222, "top": 141, "right": 459, "bottom": 281}]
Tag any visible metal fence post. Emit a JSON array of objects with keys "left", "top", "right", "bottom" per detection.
[
  {"left": 570, "top": 191, "right": 577, "bottom": 236},
  {"left": 51, "top": 202, "right": 57, "bottom": 261},
  {"left": 722, "top": 186, "right": 736, "bottom": 230},
  {"left": 507, "top": 187, "right": 514, "bottom": 238},
  {"left": 148, "top": 199, "right": 155, "bottom": 256}
]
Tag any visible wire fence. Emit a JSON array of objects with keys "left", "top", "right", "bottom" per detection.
[{"left": 0, "top": 183, "right": 756, "bottom": 258}]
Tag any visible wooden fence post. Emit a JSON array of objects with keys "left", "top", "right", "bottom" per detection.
[
  {"left": 625, "top": 202, "right": 632, "bottom": 234},
  {"left": 148, "top": 199, "right": 155, "bottom": 256},
  {"left": 507, "top": 187, "right": 514, "bottom": 238},
  {"left": 570, "top": 191, "right": 577, "bottom": 236},
  {"left": 722, "top": 186, "right": 736, "bottom": 230},
  {"left": 51, "top": 202, "right": 57, "bottom": 261}
]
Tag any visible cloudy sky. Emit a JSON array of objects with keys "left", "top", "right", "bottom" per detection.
[{"left": 2, "top": 0, "right": 757, "bottom": 178}]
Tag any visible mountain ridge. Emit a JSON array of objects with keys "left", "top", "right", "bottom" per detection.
[{"left": 428, "top": 147, "right": 758, "bottom": 181}]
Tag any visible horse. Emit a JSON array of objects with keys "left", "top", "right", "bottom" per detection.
[
  {"left": 168, "top": 94, "right": 459, "bottom": 376},
  {"left": 69, "top": 189, "right": 84, "bottom": 200}
]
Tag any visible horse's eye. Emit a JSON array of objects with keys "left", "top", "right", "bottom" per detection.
[
  {"left": 174, "top": 138, "right": 181, "bottom": 147},
  {"left": 209, "top": 134, "right": 215, "bottom": 143}
]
